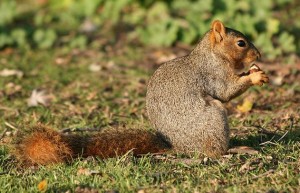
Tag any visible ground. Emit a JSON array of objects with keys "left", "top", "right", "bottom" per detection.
[{"left": 0, "top": 45, "right": 300, "bottom": 192}]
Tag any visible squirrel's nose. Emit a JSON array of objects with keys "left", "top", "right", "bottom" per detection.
[
  {"left": 250, "top": 43, "right": 261, "bottom": 59},
  {"left": 250, "top": 49, "right": 261, "bottom": 60}
]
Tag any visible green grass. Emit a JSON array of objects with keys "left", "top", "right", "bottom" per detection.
[{"left": 0, "top": 47, "right": 300, "bottom": 193}]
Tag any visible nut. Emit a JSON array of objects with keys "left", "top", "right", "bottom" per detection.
[{"left": 249, "top": 64, "right": 260, "bottom": 74}]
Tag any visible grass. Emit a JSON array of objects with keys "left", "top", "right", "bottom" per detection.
[{"left": 0, "top": 46, "right": 300, "bottom": 193}]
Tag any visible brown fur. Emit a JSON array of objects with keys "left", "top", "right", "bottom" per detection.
[
  {"left": 84, "top": 129, "right": 169, "bottom": 158},
  {"left": 12, "top": 125, "right": 171, "bottom": 166},
  {"left": 12, "top": 124, "right": 72, "bottom": 166},
  {"left": 146, "top": 20, "right": 268, "bottom": 157},
  {"left": 210, "top": 20, "right": 226, "bottom": 46}
]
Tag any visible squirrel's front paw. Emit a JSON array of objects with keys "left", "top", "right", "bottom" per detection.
[{"left": 249, "top": 71, "right": 269, "bottom": 86}]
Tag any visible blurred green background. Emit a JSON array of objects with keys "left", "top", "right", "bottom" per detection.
[{"left": 0, "top": 0, "right": 299, "bottom": 61}]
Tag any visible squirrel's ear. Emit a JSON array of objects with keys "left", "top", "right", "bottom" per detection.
[{"left": 210, "top": 20, "right": 226, "bottom": 45}]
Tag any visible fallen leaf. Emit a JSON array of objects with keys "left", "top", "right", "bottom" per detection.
[
  {"left": 237, "top": 98, "right": 253, "bottom": 113},
  {"left": 222, "top": 154, "right": 233, "bottom": 159},
  {"left": 106, "top": 60, "right": 115, "bottom": 69},
  {"left": 27, "top": 89, "right": 53, "bottom": 107},
  {"left": 80, "top": 19, "right": 97, "bottom": 33},
  {"left": 271, "top": 75, "right": 284, "bottom": 86},
  {"left": 228, "top": 146, "right": 259, "bottom": 155},
  {"left": 266, "top": 155, "right": 273, "bottom": 160},
  {"left": 37, "top": 180, "right": 47, "bottom": 192},
  {"left": 77, "top": 168, "right": 100, "bottom": 176},
  {"left": 89, "top": 63, "right": 102, "bottom": 72},
  {"left": 5, "top": 82, "right": 22, "bottom": 96},
  {"left": 55, "top": 57, "right": 67, "bottom": 65},
  {"left": 0, "top": 68, "right": 23, "bottom": 78},
  {"left": 86, "top": 91, "right": 98, "bottom": 100},
  {"left": 77, "top": 168, "right": 91, "bottom": 176},
  {"left": 239, "top": 161, "right": 251, "bottom": 173},
  {"left": 209, "top": 178, "right": 226, "bottom": 186}
]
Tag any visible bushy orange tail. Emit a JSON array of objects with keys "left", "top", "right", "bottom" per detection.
[
  {"left": 12, "top": 124, "right": 73, "bottom": 166},
  {"left": 12, "top": 124, "right": 171, "bottom": 166}
]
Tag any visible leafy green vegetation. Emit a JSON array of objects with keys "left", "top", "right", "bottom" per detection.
[{"left": 0, "top": 0, "right": 300, "bottom": 60}]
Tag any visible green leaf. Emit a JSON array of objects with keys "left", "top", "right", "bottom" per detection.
[
  {"left": 0, "top": 33, "right": 13, "bottom": 48},
  {"left": 0, "top": 0, "right": 17, "bottom": 26},
  {"left": 180, "top": 24, "right": 198, "bottom": 44},
  {"left": 33, "top": 29, "right": 57, "bottom": 49},
  {"left": 138, "top": 19, "right": 180, "bottom": 47},
  {"left": 278, "top": 32, "right": 296, "bottom": 53},
  {"left": 69, "top": 35, "right": 87, "bottom": 49},
  {"left": 266, "top": 18, "right": 280, "bottom": 37},
  {"left": 11, "top": 29, "right": 27, "bottom": 48}
]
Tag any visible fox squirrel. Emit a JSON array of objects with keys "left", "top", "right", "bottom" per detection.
[
  {"left": 146, "top": 20, "right": 268, "bottom": 157},
  {"left": 11, "top": 20, "right": 268, "bottom": 166}
]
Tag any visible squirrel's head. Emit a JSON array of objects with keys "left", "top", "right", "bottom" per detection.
[{"left": 209, "top": 20, "right": 261, "bottom": 73}]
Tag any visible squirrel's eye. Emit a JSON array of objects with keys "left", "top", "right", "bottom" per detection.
[{"left": 237, "top": 40, "right": 246, "bottom": 47}]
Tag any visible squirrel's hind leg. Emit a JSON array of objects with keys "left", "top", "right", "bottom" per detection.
[
  {"left": 161, "top": 100, "right": 230, "bottom": 158},
  {"left": 191, "top": 106, "right": 229, "bottom": 158}
]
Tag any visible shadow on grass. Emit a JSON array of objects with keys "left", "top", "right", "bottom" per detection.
[
  {"left": 47, "top": 186, "right": 72, "bottom": 193},
  {"left": 230, "top": 128, "right": 300, "bottom": 150}
]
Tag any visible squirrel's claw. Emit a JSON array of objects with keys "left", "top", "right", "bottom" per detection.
[{"left": 249, "top": 70, "right": 269, "bottom": 86}]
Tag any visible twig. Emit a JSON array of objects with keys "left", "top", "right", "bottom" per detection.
[
  {"left": 259, "top": 134, "right": 276, "bottom": 146},
  {"left": 250, "top": 169, "right": 275, "bottom": 181},
  {"left": 259, "top": 141, "right": 278, "bottom": 146},
  {"left": 4, "top": 122, "right": 17, "bottom": 130},
  {"left": 277, "top": 131, "right": 289, "bottom": 142}
]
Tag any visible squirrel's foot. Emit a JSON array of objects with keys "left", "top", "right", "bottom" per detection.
[{"left": 249, "top": 71, "right": 269, "bottom": 86}]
